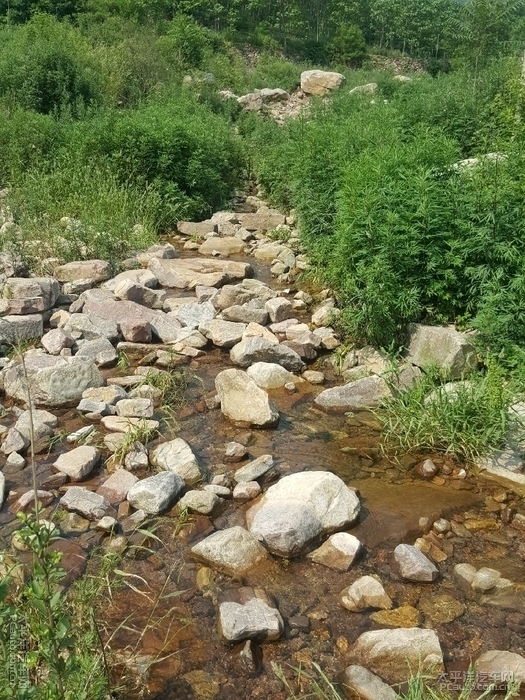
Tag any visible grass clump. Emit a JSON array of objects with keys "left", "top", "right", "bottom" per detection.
[{"left": 379, "top": 360, "right": 520, "bottom": 463}]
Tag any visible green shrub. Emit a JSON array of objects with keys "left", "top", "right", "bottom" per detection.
[{"left": 0, "top": 15, "right": 100, "bottom": 116}]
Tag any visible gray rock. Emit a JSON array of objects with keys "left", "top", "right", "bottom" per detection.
[
  {"left": 1, "top": 277, "right": 60, "bottom": 314},
  {"left": 230, "top": 337, "right": 304, "bottom": 373},
  {"left": 246, "top": 471, "right": 360, "bottom": 557},
  {"left": 64, "top": 313, "right": 118, "bottom": 342},
  {"left": 60, "top": 487, "right": 111, "bottom": 520},
  {"left": 311, "top": 299, "right": 338, "bottom": 326},
  {"left": 349, "top": 82, "right": 378, "bottom": 95},
  {"left": 115, "top": 398, "right": 154, "bottom": 419},
  {"left": 112, "top": 279, "right": 166, "bottom": 309},
  {"left": 407, "top": 324, "right": 477, "bottom": 379},
  {"left": 1, "top": 428, "right": 29, "bottom": 455},
  {"left": 190, "top": 526, "right": 268, "bottom": 575},
  {"left": 199, "top": 319, "right": 247, "bottom": 348},
  {"left": 350, "top": 628, "right": 444, "bottom": 684},
  {"left": 471, "top": 567, "right": 501, "bottom": 591},
  {"left": 76, "top": 399, "right": 112, "bottom": 416},
  {"left": 219, "top": 587, "right": 283, "bottom": 642},
  {"left": 175, "top": 301, "right": 216, "bottom": 329},
  {"left": 178, "top": 490, "right": 220, "bottom": 515},
  {"left": 149, "top": 438, "right": 201, "bottom": 485},
  {"left": 102, "top": 268, "right": 158, "bottom": 292},
  {"left": 234, "top": 454, "right": 274, "bottom": 483},
  {"left": 215, "top": 369, "right": 279, "bottom": 428},
  {"left": 54, "top": 446, "right": 101, "bottom": 480},
  {"left": 224, "top": 441, "right": 248, "bottom": 463},
  {"left": 212, "top": 284, "right": 256, "bottom": 311},
  {"left": 14, "top": 409, "right": 57, "bottom": 453},
  {"left": 302, "top": 370, "right": 325, "bottom": 385},
  {"left": 314, "top": 376, "right": 391, "bottom": 413},
  {"left": 233, "top": 481, "right": 261, "bottom": 500},
  {"left": 246, "top": 362, "right": 299, "bottom": 389},
  {"left": 41, "top": 328, "right": 74, "bottom": 355},
  {"left": 0, "top": 314, "right": 43, "bottom": 345},
  {"left": 393, "top": 544, "right": 439, "bottom": 582},
  {"left": 265, "top": 297, "right": 292, "bottom": 323},
  {"left": 148, "top": 257, "right": 251, "bottom": 290},
  {"left": 221, "top": 304, "right": 269, "bottom": 325},
  {"left": 82, "top": 385, "right": 128, "bottom": 405},
  {"left": 135, "top": 243, "right": 177, "bottom": 266},
  {"left": 127, "top": 472, "right": 184, "bottom": 514},
  {"left": 307, "top": 532, "right": 363, "bottom": 572},
  {"left": 198, "top": 236, "right": 245, "bottom": 256},
  {"left": 341, "top": 576, "right": 392, "bottom": 611},
  {"left": 4, "top": 355, "right": 103, "bottom": 407},
  {"left": 342, "top": 665, "right": 397, "bottom": 700},
  {"left": 6, "top": 452, "right": 25, "bottom": 469},
  {"left": 76, "top": 337, "right": 118, "bottom": 367}
]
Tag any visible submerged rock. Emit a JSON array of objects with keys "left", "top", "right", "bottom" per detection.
[
  {"left": 191, "top": 526, "right": 268, "bottom": 575},
  {"left": 215, "top": 369, "right": 279, "bottom": 428}
]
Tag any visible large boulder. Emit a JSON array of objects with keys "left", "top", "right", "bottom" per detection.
[
  {"left": 230, "top": 336, "right": 304, "bottom": 373},
  {"left": 350, "top": 628, "right": 444, "bottom": 684},
  {"left": 215, "top": 369, "right": 279, "bottom": 428},
  {"left": 148, "top": 257, "right": 252, "bottom": 290},
  {"left": 3, "top": 355, "right": 103, "bottom": 407},
  {"left": 246, "top": 471, "right": 360, "bottom": 557},
  {"left": 314, "top": 375, "right": 391, "bottom": 412},
  {"left": 190, "top": 526, "right": 268, "bottom": 575},
  {"left": 406, "top": 324, "right": 477, "bottom": 379},
  {"left": 301, "top": 70, "right": 345, "bottom": 96}
]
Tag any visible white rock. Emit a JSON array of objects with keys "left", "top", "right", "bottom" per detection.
[
  {"left": 351, "top": 628, "right": 444, "bottom": 684},
  {"left": 342, "top": 665, "right": 397, "bottom": 700},
  {"left": 247, "top": 362, "right": 299, "bottom": 389},
  {"left": 54, "top": 446, "right": 101, "bottom": 480},
  {"left": 307, "top": 532, "right": 362, "bottom": 571},
  {"left": 246, "top": 471, "right": 360, "bottom": 557},
  {"left": 219, "top": 588, "right": 283, "bottom": 642},
  {"left": 115, "top": 398, "right": 154, "bottom": 418},
  {"left": 215, "top": 369, "right": 279, "bottom": 428},
  {"left": 178, "top": 490, "right": 219, "bottom": 515},
  {"left": 190, "top": 526, "right": 268, "bottom": 574},
  {"left": 149, "top": 438, "right": 201, "bottom": 485},
  {"left": 393, "top": 544, "right": 439, "bottom": 582},
  {"left": 234, "top": 454, "right": 274, "bottom": 483},
  {"left": 341, "top": 576, "right": 392, "bottom": 611},
  {"left": 300, "top": 70, "right": 345, "bottom": 96},
  {"left": 233, "top": 481, "right": 261, "bottom": 500},
  {"left": 60, "top": 487, "right": 111, "bottom": 520}
]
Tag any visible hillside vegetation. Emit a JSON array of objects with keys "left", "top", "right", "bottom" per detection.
[{"left": 1, "top": 0, "right": 525, "bottom": 363}]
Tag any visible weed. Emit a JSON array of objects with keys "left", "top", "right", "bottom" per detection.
[
  {"left": 272, "top": 661, "right": 344, "bottom": 699},
  {"left": 116, "top": 351, "right": 130, "bottom": 374},
  {"left": 378, "top": 360, "right": 519, "bottom": 464}
]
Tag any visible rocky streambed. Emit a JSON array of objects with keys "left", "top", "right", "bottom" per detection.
[{"left": 1, "top": 194, "right": 525, "bottom": 699}]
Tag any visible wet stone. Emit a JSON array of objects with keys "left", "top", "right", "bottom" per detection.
[
  {"left": 419, "top": 594, "right": 465, "bottom": 624},
  {"left": 342, "top": 665, "right": 397, "bottom": 700},
  {"left": 233, "top": 481, "right": 261, "bottom": 500},
  {"left": 178, "top": 490, "right": 220, "bottom": 515},
  {"left": 341, "top": 576, "right": 392, "bottom": 612},
  {"left": 218, "top": 587, "right": 284, "bottom": 642},
  {"left": 224, "top": 441, "right": 248, "bottom": 463},
  {"left": 234, "top": 454, "right": 274, "bottom": 483},
  {"left": 392, "top": 544, "right": 439, "bottom": 582},
  {"left": 149, "top": 438, "right": 201, "bottom": 485},
  {"left": 127, "top": 472, "right": 184, "bottom": 515},
  {"left": 471, "top": 567, "right": 501, "bottom": 592},
  {"left": 369, "top": 606, "right": 421, "bottom": 629},
  {"left": 97, "top": 469, "right": 139, "bottom": 504},
  {"left": 60, "top": 487, "right": 111, "bottom": 521},
  {"left": 190, "top": 526, "right": 268, "bottom": 575},
  {"left": 307, "top": 532, "right": 362, "bottom": 572}
]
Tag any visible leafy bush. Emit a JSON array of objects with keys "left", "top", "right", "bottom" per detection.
[{"left": 0, "top": 15, "right": 100, "bottom": 116}]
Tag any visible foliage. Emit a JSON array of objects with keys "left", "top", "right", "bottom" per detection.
[
  {"left": 379, "top": 360, "right": 520, "bottom": 463},
  {"left": 0, "top": 512, "right": 110, "bottom": 699}
]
